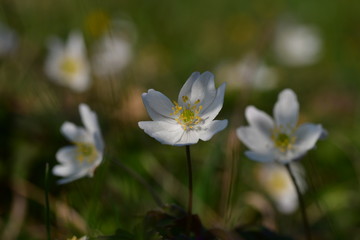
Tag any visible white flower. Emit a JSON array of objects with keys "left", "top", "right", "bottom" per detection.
[
  {"left": 67, "top": 236, "right": 88, "bottom": 240},
  {"left": 273, "top": 22, "right": 322, "bottom": 66},
  {"left": 236, "top": 89, "right": 324, "bottom": 163},
  {"left": 138, "top": 72, "right": 228, "bottom": 146},
  {"left": 216, "top": 54, "right": 278, "bottom": 91},
  {"left": 45, "top": 31, "right": 91, "bottom": 92},
  {"left": 53, "top": 104, "right": 104, "bottom": 184},
  {"left": 256, "top": 162, "right": 306, "bottom": 214},
  {"left": 92, "top": 34, "right": 133, "bottom": 77}
]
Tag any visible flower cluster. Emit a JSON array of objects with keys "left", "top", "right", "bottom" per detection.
[
  {"left": 52, "top": 70, "right": 326, "bottom": 240},
  {"left": 44, "top": 24, "right": 134, "bottom": 92}
]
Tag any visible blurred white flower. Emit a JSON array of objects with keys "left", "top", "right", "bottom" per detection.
[
  {"left": 139, "top": 72, "right": 228, "bottom": 146},
  {"left": 67, "top": 236, "right": 88, "bottom": 240},
  {"left": 236, "top": 89, "right": 324, "bottom": 163},
  {"left": 217, "top": 54, "right": 278, "bottom": 91},
  {"left": 92, "top": 34, "right": 133, "bottom": 77},
  {"left": 53, "top": 104, "right": 104, "bottom": 184},
  {"left": 257, "top": 162, "right": 306, "bottom": 214},
  {"left": 0, "top": 22, "right": 17, "bottom": 57},
  {"left": 273, "top": 22, "right": 322, "bottom": 66},
  {"left": 45, "top": 31, "right": 91, "bottom": 92}
]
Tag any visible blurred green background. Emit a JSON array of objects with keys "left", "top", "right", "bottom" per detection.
[{"left": 0, "top": 0, "right": 360, "bottom": 239}]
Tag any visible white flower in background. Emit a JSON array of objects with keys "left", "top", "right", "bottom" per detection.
[
  {"left": 92, "top": 34, "right": 133, "bottom": 77},
  {"left": 236, "top": 89, "right": 324, "bottom": 163},
  {"left": 67, "top": 236, "right": 88, "bottom": 240},
  {"left": 139, "top": 72, "right": 228, "bottom": 146},
  {"left": 53, "top": 104, "right": 104, "bottom": 184},
  {"left": 274, "top": 22, "right": 322, "bottom": 66},
  {"left": 216, "top": 54, "right": 278, "bottom": 91},
  {"left": 0, "top": 22, "right": 17, "bottom": 57},
  {"left": 45, "top": 31, "right": 91, "bottom": 92},
  {"left": 257, "top": 162, "right": 306, "bottom": 214}
]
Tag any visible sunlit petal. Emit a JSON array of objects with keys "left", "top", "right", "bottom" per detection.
[
  {"left": 142, "top": 89, "right": 175, "bottom": 122},
  {"left": 198, "top": 120, "right": 228, "bottom": 141},
  {"left": 138, "top": 121, "right": 183, "bottom": 145}
]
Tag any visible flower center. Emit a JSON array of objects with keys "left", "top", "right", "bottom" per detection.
[
  {"left": 61, "top": 57, "right": 80, "bottom": 76},
  {"left": 272, "top": 129, "right": 296, "bottom": 152},
  {"left": 170, "top": 96, "right": 203, "bottom": 130},
  {"left": 268, "top": 170, "right": 289, "bottom": 192},
  {"left": 75, "top": 142, "right": 98, "bottom": 163}
]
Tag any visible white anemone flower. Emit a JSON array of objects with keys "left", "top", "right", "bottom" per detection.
[
  {"left": 53, "top": 104, "right": 104, "bottom": 184},
  {"left": 45, "top": 31, "right": 91, "bottom": 92},
  {"left": 92, "top": 34, "right": 133, "bottom": 77},
  {"left": 138, "top": 72, "right": 228, "bottom": 146},
  {"left": 274, "top": 23, "right": 322, "bottom": 66},
  {"left": 216, "top": 55, "right": 278, "bottom": 91},
  {"left": 236, "top": 89, "right": 324, "bottom": 163},
  {"left": 257, "top": 162, "right": 306, "bottom": 214}
]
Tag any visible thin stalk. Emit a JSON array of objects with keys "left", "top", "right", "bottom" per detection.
[
  {"left": 185, "top": 146, "right": 193, "bottom": 216},
  {"left": 44, "top": 163, "right": 51, "bottom": 240},
  {"left": 111, "top": 158, "right": 164, "bottom": 208},
  {"left": 185, "top": 145, "right": 193, "bottom": 234},
  {"left": 285, "top": 163, "right": 312, "bottom": 240}
]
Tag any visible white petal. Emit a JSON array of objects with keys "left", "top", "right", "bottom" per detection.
[
  {"left": 174, "top": 130, "right": 200, "bottom": 146},
  {"left": 245, "top": 106, "right": 274, "bottom": 139},
  {"left": 188, "top": 72, "right": 216, "bottom": 107},
  {"left": 56, "top": 168, "right": 89, "bottom": 184},
  {"left": 79, "top": 104, "right": 104, "bottom": 150},
  {"left": 67, "top": 31, "right": 85, "bottom": 57},
  {"left": 294, "top": 123, "right": 323, "bottom": 153},
  {"left": 273, "top": 89, "right": 299, "bottom": 128},
  {"left": 138, "top": 121, "right": 183, "bottom": 145},
  {"left": 275, "top": 194, "right": 298, "bottom": 214},
  {"left": 68, "top": 73, "right": 91, "bottom": 92},
  {"left": 52, "top": 163, "right": 77, "bottom": 177},
  {"left": 236, "top": 126, "right": 273, "bottom": 152},
  {"left": 200, "top": 82, "right": 226, "bottom": 122},
  {"left": 55, "top": 146, "right": 77, "bottom": 163},
  {"left": 198, "top": 120, "right": 228, "bottom": 141},
  {"left": 142, "top": 89, "right": 175, "bottom": 121},
  {"left": 245, "top": 150, "right": 275, "bottom": 162},
  {"left": 178, "top": 72, "right": 200, "bottom": 103},
  {"left": 79, "top": 103, "right": 98, "bottom": 133},
  {"left": 60, "top": 122, "right": 91, "bottom": 143},
  {"left": 93, "top": 132, "right": 105, "bottom": 152}
]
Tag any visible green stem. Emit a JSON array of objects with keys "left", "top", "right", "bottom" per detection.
[
  {"left": 44, "top": 163, "right": 51, "bottom": 240},
  {"left": 285, "top": 163, "right": 312, "bottom": 240},
  {"left": 185, "top": 145, "right": 193, "bottom": 233},
  {"left": 185, "top": 146, "right": 193, "bottom": 216}
]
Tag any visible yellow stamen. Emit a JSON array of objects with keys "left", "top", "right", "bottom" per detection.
[
  {"left": 272, "top": 131, "right": 296, "bottom": 152},
  {"left": 269, "top": 170, "right": 289, "bottom": 192},
  {"left": 170, "top": 95, "right": 203, "bottom": 130},
  {"left": 60, "top": 57, "right": 79, "bottom": 76},
  {"left": 272, "top": 128, "right": 296, "bottom": 152},
  {"left": 75, "top": 142, "right": 97, "bottom": 163}
]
